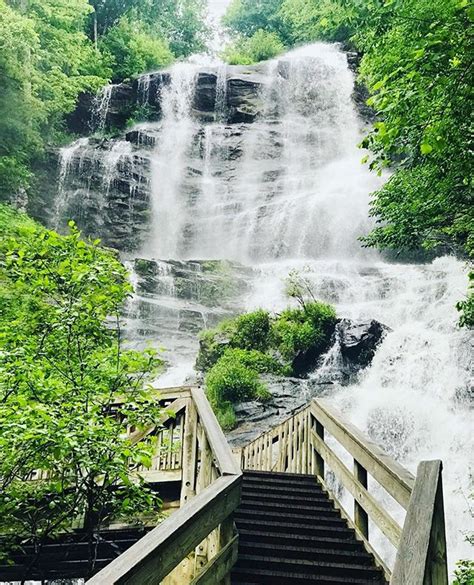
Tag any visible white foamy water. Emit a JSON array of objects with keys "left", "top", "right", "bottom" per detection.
[{"left": 142, "top": 43, "right": 473, "bottom": 570}]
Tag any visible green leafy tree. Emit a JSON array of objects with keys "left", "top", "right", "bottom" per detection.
[
  {"left": 222, "top": 29, "right": 285, "bottom": 64},
  {"left": 0, "top": 207, "right": 164, "bottom": 576},
  {"left": 101, "top": 16, "right": 174, "bottom": 81},
  {"left": 223, "top": 0, "right": 291, "bottom": 42}
]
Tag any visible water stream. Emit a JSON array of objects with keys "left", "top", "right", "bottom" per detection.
[{"left": 55, "top": 43, "right": 473, "bottom": 571}]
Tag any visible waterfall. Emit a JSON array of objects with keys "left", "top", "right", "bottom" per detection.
[
  {"left": 54, "top": 42, "right": 473, "bottom": 571},
  {"left": 90, "top": 84, "right": 114, "bottom": 131}
]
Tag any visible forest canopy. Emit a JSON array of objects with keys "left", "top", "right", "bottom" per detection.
[{"left": 0, "top": 0, "right": 208, "bottom": 201}]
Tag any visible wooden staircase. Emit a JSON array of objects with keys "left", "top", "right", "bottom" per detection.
[
  {"left": 3, "top": 386, "right": 449, "bottom": 584},
  {"left": 232, "top": 470, "right": 387, "bottom": 585}
]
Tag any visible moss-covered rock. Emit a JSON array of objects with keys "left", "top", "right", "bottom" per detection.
[{"left": 198, "top": 301, "right": 338, "bottom": 429}]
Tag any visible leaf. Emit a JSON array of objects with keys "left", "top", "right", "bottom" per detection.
[{"left": 420, "top": 143, "right": 433, "bottom": 155}]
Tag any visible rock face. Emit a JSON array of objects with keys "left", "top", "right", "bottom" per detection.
[
  {"left": 337, "top": 319, "right": 390, "bottom": 370},
  {"left": 68, "top": 66, "right": 266, "bottom": 134}
]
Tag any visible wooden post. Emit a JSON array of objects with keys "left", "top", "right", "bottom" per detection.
[
  {"left": 314, "top": 418, "right": 325, "bottom": 479},
  {"left": 354, "top": 459, "right": 369, "bottom": 539},
  {"left": 180, "top": 399, "right": 198, "bottom": 506},
  {"left": 391, "top": 460, "right": 448, "bottom": 585}
]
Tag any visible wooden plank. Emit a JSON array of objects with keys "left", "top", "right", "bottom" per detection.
[
  {"left": 311, "top": 399, "right": 414, "bottom": 508},
  {"left": 128, "top": 397, "right": 187, "bottom": 446},
  {"left": 85, "top": 475, "right": 242, "bottom": 585},
  {"left": 139, "top": 469, "right": 181, "bottom": 483},
  {"left": 310, "top": 430, "right": 402, "bottom": 547},
  {"left": 190, "top": 534, "right": 238, "bottom": 585},
  {"left": 391, "top": 460, "right": 448, "bottom": 585},
  {"left": 191, "top": 388, "right": 240, "bottom": 476},
  {"left": 314, "top": 418, "right": 325, "bottom": 479}
]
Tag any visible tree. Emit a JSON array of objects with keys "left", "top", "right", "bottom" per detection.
[
  {"left": 101, "top": 16, "right": 174, "bottom": 81},
  {"left": 222, "top": 29, "right": 285, "bottom": 64},
  {"left": 0, "top": 207, "right": 164, "bottom": 577},
  {"left": 223, "top": 0, "right": 291, "bottom": 43}
]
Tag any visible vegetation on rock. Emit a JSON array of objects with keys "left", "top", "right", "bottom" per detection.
[
  {"left": 197, "top": 302, "right": 337, "bottom": 429},
  {"left": 0, "top": 205, "right": 163, "bottom": 572}
]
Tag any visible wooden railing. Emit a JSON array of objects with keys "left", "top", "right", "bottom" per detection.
[
  {"left": 86, "top": 386, "right": 242, "bottom": 585},
  {"left": 240, "top": 398, "right": 448, "bottom": 584}
]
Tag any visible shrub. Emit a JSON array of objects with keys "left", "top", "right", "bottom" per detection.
[
  {"left": 453, "top": 559, "right": 474, "bottom": 585},
  {"left": 206, "top": 350, "right": 271, "bottom": 429},
  {"left": 271, "top": 302, "right": 337, "bottom": 362},
  {"left": 231, "top": 309, "right": 271, "bottom": 350},
  {"left": 199, "top": 301, "right": 337, "bottom": 429}
]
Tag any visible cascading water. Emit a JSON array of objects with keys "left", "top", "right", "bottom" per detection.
[{"left": 53, "top": 42, "right": 472, "bottom": 572}]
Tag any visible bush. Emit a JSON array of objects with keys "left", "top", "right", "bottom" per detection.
[
  {"left": 271, "top": 302, "right": 337, "bottom": 362},
  {"left": 453, "top": 559, "right": 474, "bottom": 585},
  {"left": 206, "top": 350, "right": 271, "bottom": 429},
  {"left": 231, "top": 309, "right": 271, "bottom": 350},
  {"left": 222, "top": 29, "right": 285, "bottom": 65},
  {"left": 101, "top": 17, "right": 174, "bottom": 81}
]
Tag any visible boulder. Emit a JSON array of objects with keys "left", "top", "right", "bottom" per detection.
[{"left": 337, "top": 319, "right": 390, "bottom": 370}]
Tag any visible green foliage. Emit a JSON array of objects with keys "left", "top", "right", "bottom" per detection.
[
  {"left": 222, "top": 29, "right": 285, "bottom": 64},
  {"left": 271, "top": 302, "right": 337, "bottom": 362},
  {"left": 453, "top": 560, "right": 474, "bottom": 585},
  {"left": 223, "top": 0, "right": 291, "bottom": 42},
  {"left": 206, "top": 349, "right": 271, "bottom": 430},
  {"left": 199, "top": 302, "right": 336, "bottom": 429},
  {"left": 101, "top": 16, "right": 174, "bottom": 81},
  {"left": 231, "top": 309, "right": 272, "bottom": 351},
  {"left": 0, "top": 0, "right": 208, "bottom": 202},
  {"left": 457, "top": 271, "right": 474, "bottom": 328},
  {"left": 0, "top": 206, "right": 163, "bottom": 570}
]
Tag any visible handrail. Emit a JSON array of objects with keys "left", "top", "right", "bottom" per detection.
[
  {"left": 240, "top": 397, "right": 448, "bottom": 584},
  {"left": 86, "top": 475, "right": 241, "bottom": 585},
  {"left": 191, "top": 387, "right": 240, "bottom": 476},
  {"left": 86, "top": 386, "right": 242, "bottom": 585},
  {"left": 392, "top": 460, "right": 448, "bottom": 585},
  {"left": 310, "top": 399, "right": 415, "bottom": 508}
]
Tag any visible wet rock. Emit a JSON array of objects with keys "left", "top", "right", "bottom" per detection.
[
  {"left": 193, "top": 71, "right": 218, "bottom": 113},
  {"left": 227, "top": 377, "right": 334, "bottom": 447},
  {"left": 337, "top": 318, "right": 390, "bottom": 370}
]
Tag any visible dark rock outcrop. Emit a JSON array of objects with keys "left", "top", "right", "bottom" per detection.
[{"left": 337, "top": 318, "right": 390, "bottom": 371}]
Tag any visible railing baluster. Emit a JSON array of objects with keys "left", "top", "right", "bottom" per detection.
[{"left": 354, "top": 459, "right": 369, "bottom": 539}]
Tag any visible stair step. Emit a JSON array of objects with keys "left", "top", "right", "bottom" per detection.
[
  {"left": 235, "top": 517, "right": 355, "bottom": 538},
  {"left": 242, "top": 485, "right": 328, "bottom": 499},
  {"left": 239, "top": 499, "right": 336, "bottom": 516},
  {"left": 232, "top": 566, "right": 386, "bottom": 584},
  {"left": 235, "top": 509, "right": 346, "bottom": 526},
  {"left": 238, "top": 542, "right": 374, "bottom": 565},
  {"left": 237, "top": 529, "right": 367, "bottom": 552},
  {"left": 236, "top": 554, "right": 384, "bottom": 579},
  {"left": 243, "top": 472, "right": 320, "bottom": 487}
]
